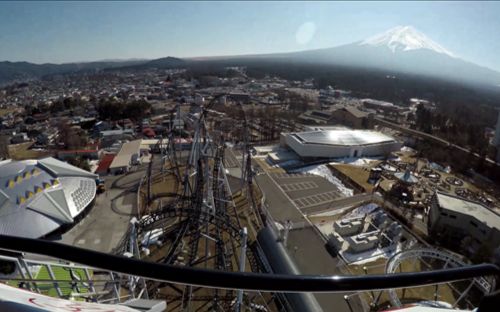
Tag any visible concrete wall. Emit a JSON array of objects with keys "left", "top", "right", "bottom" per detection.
[{"left": 429, "top": 195, "right": 500, "bottom": 251}]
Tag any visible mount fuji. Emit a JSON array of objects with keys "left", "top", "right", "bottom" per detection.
[
  {"left": 359, "top": 26, "right": 455, "bottom": 57},
  {"left": 268, "top": 25, "right": 500, "bottom": 88}
]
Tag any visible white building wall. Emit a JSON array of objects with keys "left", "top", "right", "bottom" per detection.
[
  {"left": 429, "top": 197, "right": 500, "bottom": 249},
  {"left": 284, "top": 134, "right": 401, "bottom": 159}
]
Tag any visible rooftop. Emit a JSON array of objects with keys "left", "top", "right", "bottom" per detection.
[
  {"left": 0, "top": 158, "right": 97, "bottom": 238},
  {"left": 436, "top": 191, "right": 500, "bottom": 231},
  {"left": 361, "top": 99, "right": 394, "bottom": 107},
  {"left": 337, "top": 106, "right": 368, "bottom": 118},
  {"left": 95, "top": 154, "right": 115, "bottom": 174},
  {"left": 110, "top": 139, "right": 142, "bottom": 169},
  {"left": 395, "top": 170, "right": 419, "bottom": 184},
  {"left": 292, "top": 130, "right": 397, "bottom": 147},
  {"left": 100, "top": 129, "right": 134, "bottom": 137}
]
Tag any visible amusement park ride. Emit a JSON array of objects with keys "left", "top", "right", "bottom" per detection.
[{"left": 0, "top": 95, "right": 498, "bottom": 311}]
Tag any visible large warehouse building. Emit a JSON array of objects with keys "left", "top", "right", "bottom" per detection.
[
  {"left": 0, "top": 157, "right": 97, "bottom": 238},
  {"left": 280, "top": 128, "right": 401, "bottom": 159}
]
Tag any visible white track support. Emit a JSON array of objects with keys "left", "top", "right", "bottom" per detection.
[
  {"left": 235, "top": 227, "right": 248, "bottom": 312},
  {"left": 385, "top": 248, "right": 496, "bottom": 307}
]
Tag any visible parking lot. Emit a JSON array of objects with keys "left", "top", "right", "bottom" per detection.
[
  {"left": 256, "top": 171, "right": 359, "bottom": 312},
  {"left": 280, "top": 181, "right": 318, "bottom": 192},
  {"left": 293, "top": 190, "right": 343, "bottom": 209},
  {"left": 270, "top": 173, "right": 346, "bottom": 211}
]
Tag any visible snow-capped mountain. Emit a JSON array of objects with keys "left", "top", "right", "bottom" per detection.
[
  {"left": 268, "top": 25, "right": 500, "bottom": 88},
  {"left": 359, "top": 26, "right": 455, "bottom": 57}
]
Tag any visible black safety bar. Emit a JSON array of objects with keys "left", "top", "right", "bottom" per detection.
[{"left": 0, "top": 235, "right": 498, "bottom": 293}]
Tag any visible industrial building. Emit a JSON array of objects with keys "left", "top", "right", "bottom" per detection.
[
  {"left": 0, "top": 157, "right": 97, "bottom": 238},
  {"left": 429, "top": 191, "right": 500, "bottom": 253},
  {"left": 280, "top": 128, "right": 401, "bottom": 159}
]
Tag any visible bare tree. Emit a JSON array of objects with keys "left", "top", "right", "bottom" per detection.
[{"left": 0, "top": 135, "right": 10, "bottom": 159}]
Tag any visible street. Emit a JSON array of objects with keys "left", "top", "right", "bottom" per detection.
[{"left": 48, "top": 161, "right": 154, "bottom": 253}]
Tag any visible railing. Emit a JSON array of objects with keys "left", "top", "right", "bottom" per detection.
[
  {"left": 0, "top": 253, "right": 128, "bottom": 304},
  {"left": 0, "top": 235, "right": 498, "bottom": 294}
]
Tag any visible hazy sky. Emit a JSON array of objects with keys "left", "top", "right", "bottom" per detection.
[{"left": 1, "top": 1, "right": 500, "bottom": 71}]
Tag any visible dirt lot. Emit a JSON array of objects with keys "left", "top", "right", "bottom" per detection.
[
  {"left": 330, "top": 163, "right": 380, "bottom": 192},
  {"left": 8, "top": 142, "right": 50, "bottom": 160}
]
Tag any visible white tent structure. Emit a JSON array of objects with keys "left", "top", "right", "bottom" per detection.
[{"left": 0, "top": 157, "right": 97, "bottom": 238}]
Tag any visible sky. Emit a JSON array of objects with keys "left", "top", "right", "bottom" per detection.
[{"left": 1, "top": 1, "right": 500, "bottom": 71}]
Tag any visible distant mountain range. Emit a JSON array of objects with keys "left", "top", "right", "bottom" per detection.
[
  {"left": 0, "top": 59, "right": 147, "bottom": 85},
  {"left": 1, "top": 26, "right": 500, "bottom": 90},
  {"left": 266, "top": 26, "right": 500, "bottom": 89},
  {"left": 107, "top": 57, "right": 186, "bottom": 71}
]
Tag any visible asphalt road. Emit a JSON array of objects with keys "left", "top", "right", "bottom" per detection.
[
  {"left": 255, "top": 172, "right": 361, "bottom": 312},
  {"left": 49, "top": 159, "right": 161, "bottom": 253},
  {"left": 255, "top": 173, "right": 305, "bottom": 223}
]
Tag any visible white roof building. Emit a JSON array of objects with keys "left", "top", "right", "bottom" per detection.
[
  {"left": 429, "top": 192, "right": 500, "bottom": 251},
  {"left": 281, "top": 129, "right": 401, "bottom": 159},
  {"left": 109, "top": 140, "right": 142, "bottom": 173},
  {"left": 434, "top": 192, "right": 500, "bottom": 231},
  {"left": 0, "top": 157, "right": 97, "bottom": 238}
]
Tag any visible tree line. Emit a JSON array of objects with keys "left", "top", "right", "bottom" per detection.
[
  {"left": 412, "top": 104, "right": 490, "bottom": 156},
  {"left": 96, "top": 98, "right": 151, "bottom": 121}
]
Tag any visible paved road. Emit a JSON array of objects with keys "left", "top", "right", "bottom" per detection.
[
  {"left": 302, "top": 193, "right": 374, "bottom": 215},
  {"left": 254, "top": 173, "right": 361, "bottom": 312},
  {"left": 49, "top": 161, "right": 157, "bottom": 253},
  {"left": 255, "top": 173, "right": 305, "bottom": 223},
  {"left": 271, "top": 172, "right": 345, "bottom": 211}
]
